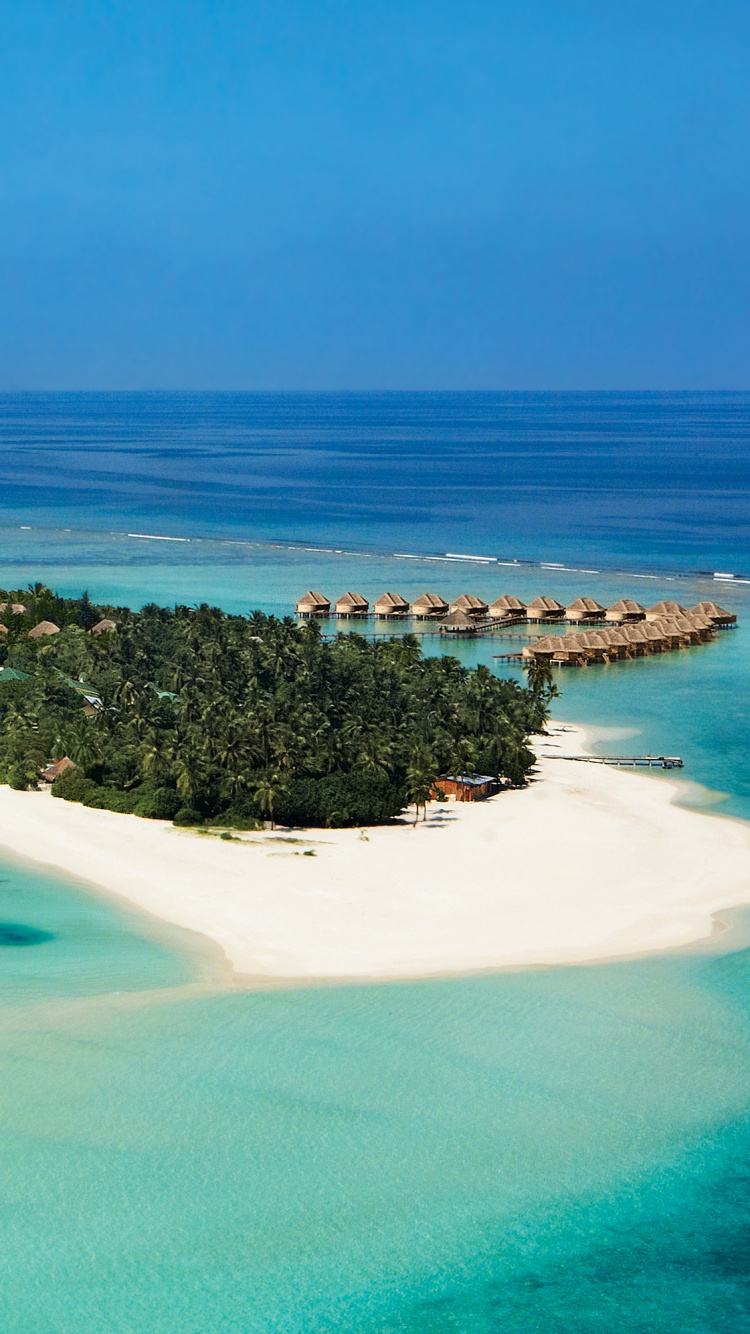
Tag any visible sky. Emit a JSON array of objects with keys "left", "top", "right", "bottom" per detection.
[{"left": 0, "top": 0, "right": 748, "bottom": 390}]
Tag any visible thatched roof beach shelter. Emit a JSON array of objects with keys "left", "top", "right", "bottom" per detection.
[
  {"left": 28, "top": 620, "right": 60, "bottom": 639},
  {"left": 40, "top": 756, "right": 76, "bottom": 784},
  {"left": 488, "top": 594, "right": 526, "bottom": 620},
  {"left": 373, "top": 592, "right": 409, "bottom": 618},
  {"left": 526, "top": 596, "right": 565, "bottom": 622},
  {"left": 690, "top": 601, "right": 736, "bottom": 626},
  {"left": 90, "top": 618, "right": 116, "bottom": 636},
  {"left": 565, "top": 597, "right": 606, "bottom": 622},
  {"left": 440, "top": 610, "right": 479, "bottom": 635},
  {"left": 410, "top": 592, "right": 449, "bottom": 619},
  {"left": 645, "top": 601, "right": 686, "bottom": 622},
  {"left": 334, "top": 592, "right": 369, "bottom": 618},
  {"left": 295, "top": 591, "right": 331, "bottom": 618},
  {"left": 0, "top": 602, "right": 28, "bottom": 615},
  {"left": 449, "top": 593, "right": 489, "bottom": 619},
  {"left": 605, "top": 599, "right": 646, "bottom": 623}
]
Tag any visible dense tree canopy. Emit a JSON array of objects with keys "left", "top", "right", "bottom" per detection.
[{"left": 0, "top": 587, "right": 550, "bottom": 827}]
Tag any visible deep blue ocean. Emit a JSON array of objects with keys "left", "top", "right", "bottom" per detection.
[{"left": 2, "top": 392, "right": 750, "bottom": 1331}]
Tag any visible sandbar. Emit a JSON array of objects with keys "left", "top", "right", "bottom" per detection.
[{"left": 0, "top": 723, "right": 749, "bottom": 981}]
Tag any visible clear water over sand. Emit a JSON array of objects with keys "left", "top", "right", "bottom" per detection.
[{"left": 2, "top": 392, "right": 750, "bottom": 1330}]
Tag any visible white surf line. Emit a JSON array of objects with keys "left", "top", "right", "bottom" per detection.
[{"left": 127, "top": 533, "right": 190, "bottom": 542}]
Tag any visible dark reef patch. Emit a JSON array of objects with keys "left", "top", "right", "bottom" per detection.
[{"left": 0, "top": 922, "right": 55, "bottom": 947}]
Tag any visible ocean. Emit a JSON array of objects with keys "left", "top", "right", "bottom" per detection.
[{"left": 2, "top": 391, "right": 750, "bottom": 1330}]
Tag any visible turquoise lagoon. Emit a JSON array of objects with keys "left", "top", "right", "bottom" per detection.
[{"left": 3, "top": 392, "right": 750, "bottom": 1329}]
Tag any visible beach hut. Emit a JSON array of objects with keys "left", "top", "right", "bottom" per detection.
[
  {"left": 28, "top": 620, "right": 60, "bottom": 639},
  {"left": 448, "top": 593, "right": 489, "bottom": 619},
  {"left": 605, "top": 599, "right": 646, "bottom": 623},
  {"left": 40, "top": 756, "right": 76, "bottom": 784},
  {"left": 410, "top": 592, "right": 449, "bottom": 619},
  {"left": 645, "top": 600, "right": 687, "bottom": 622},
  {"left": 433, "top": 774, "right": 498, "bottom": 802},
  {"left": 295, "top": 591, "right": 331, "bottom": 618},
  {"left": 565, "top": 597, "right": 606, "bottom": 623},
  {"left": 333, "top": 592, "right": 369, "bottom": 618},
  {"left": 690, "top": 601, "right": 737, "bottom": 626},
  {"left": 526, "top": 596, "right": 565, "bottom": 622},
  {"left": 488, "top": 595, "right": 526, "bottom": 621},
  {"left": 440, "top": 610, "right": 479, "bottom": 635},
  {"left": 89, "top": 618, "right": 117, "bottom": 635},
  {"left": 373, "top": 592, "right": 409, "bottom": 618}
]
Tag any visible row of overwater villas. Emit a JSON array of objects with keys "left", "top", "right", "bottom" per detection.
[
  {"left": 522, "top": 604, "right": 735, "bottom": 667},
  {"left": 295, "top": 590, "right": 736, "bottom": 631}
]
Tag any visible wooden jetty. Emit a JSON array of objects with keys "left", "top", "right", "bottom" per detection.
[{"left": 549, "top": 754, "right": 684, "bottom": 770}]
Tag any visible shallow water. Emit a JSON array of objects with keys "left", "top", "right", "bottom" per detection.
[{"left": 3, "top": 392, "right": 750, "bottom": 1330}]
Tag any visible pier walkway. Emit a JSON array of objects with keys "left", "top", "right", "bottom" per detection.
[{"left": 548, "top": 754, "right": 684, "bottom": 770}]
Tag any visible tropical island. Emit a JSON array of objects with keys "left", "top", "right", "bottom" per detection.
[{"left": 0, "top": 584, "right": 549, "bottom": 827}]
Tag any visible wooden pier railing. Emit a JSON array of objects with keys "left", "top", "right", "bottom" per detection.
[{"left": 548, "top": 754, "right": 684, "bottom": 769}]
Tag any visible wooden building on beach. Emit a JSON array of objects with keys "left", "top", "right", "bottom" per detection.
[
  {"left": 433, "top": 774, "right": 498, "bottom": 801},
  {"left": 373, "top": 592, "right": 409, "bottom": 618},
  {"left": 295, "top": 591, "right": 331, "bottom": 618}
]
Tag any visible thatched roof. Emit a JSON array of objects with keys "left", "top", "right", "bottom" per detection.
[
  {"left": 0, "top": 624, "right": 6, "bottom": 636},
  {"left": 690, "top": 601, "right": 736, "bottom": 624},
  {"left": 565, "top": 597, "right": 605, "bottom": 615},
  {"left": 449, "top": 593, "right": 489, "bottom": 615},
  {"left": 606, "top": 599, "right": 646, "bottom": 616},
  {"left": 373, "top": 592, "right": 409, "bottom": 614},
  {"left": 440, "top": 610, "right": 477, "bottom": 630},
  {"left": 90, "top": 618, "right": 117, "bottom": 635},
  {"left": 410, "top": 592, "right": 448, "bottom": 613},
  {"left": 527, "top": 635, "right": 559, "bottom": 654},
  {"left": 28, "top": 620, "right": 60, "bottom": 639},
  {"left": 646, "top": 600, "right": 686, "bottom": 619},
  {"left": 334, "top": 591, "right": 369, "bottom": 612},
  {"left": 557, "top": 634, "right": 586, "bottom": 652},
  {"left": 295, "top": 590, "right": 330, "bottom": 612},
  {"left": 576, "top": 631, "right": 610, "bottom": 648},
  {"left": 0, "top": 602, "right": 27, "bottom": 615},
  {"left": 40, "top": 756, "right": 76, "bottom": 784},
  {"left": 526, "top": 596, "right": 564, "bottom": 615},
  {"left": 488, "top": 595, "right": 526, "bottom": 617}
]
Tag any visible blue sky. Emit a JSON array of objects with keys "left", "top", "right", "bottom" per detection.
[{"left": 0, "top": 0, "right": 748, "bottom": 388}]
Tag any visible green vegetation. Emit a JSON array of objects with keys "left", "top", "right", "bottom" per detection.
[{"left": 0, "top": 586, "right": 553, "bottom": 827}]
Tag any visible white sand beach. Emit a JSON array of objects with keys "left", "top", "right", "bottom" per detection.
[{"left": 1, "top": 722, "right": 749, "bottom": 981}]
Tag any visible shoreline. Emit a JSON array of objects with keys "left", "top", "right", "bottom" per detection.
[{"left": 1, "top": 722, "right": 749, "bottom": 983}]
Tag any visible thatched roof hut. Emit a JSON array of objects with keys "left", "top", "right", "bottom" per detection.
[
  {"left": 565, "top": 597, "right": 606, "bottom": 622},
  {"left": 554, "top": 634, "right": 589, "bottom": 664},
  {"left": 28, "top": 620, "right": 60, "bottom": 639},
  {"left": 440, "top": 610, "right": 479, "bottom": 634},
  {"left": 410, "top": 592, "right": 449, "bottom": 619},
  {"left": 373, "top": 592, "right": 409, "bottom": 617},
  {"left": 690, "top": 601, "right": 736, "bottom": 626},
  {"left": 90, "top": 618, "right": 117, "bottom": 636},
  {"left": 605, "top": 599, "right": 646, "bottom": 623},
  {"left": 575, "top": 631, "right": 610, "bottom": 659},
  {"left": 0, "top": 602, "right": 28, "bottom": 615},
  {"left": 295, "top": 591, "right": 331, "bottom": 617},
  {"left": 448, "top": 593, "right": 489, "bottom": 618},
  {"left": 523, "top": 635, "right": 559, "bottom": 659},
  {"left": 488, "top": 595, "right": 526, "bottom": 620},
  {"left": 645, "top": 600, "right": 687, "bottom": 622},
  {"left": 334, "top": 592, "right": 369, "bottom": 617},
  {"left": 40, "top": 756, "right": 76, "bottom": 784},
  {"left": 526, "top": 596, "right": 565, "bottom": 621},
  {"left": 650, "top": 617, "right": 687, "bottom": 647}
]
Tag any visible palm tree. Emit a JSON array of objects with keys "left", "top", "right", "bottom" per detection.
[
  {"left": 405, "top": 746, "right": 438, "bottom": 824},
  {"left": 253, "top": 771, "right": 288, "bottom": 829},
  {"left": 524, "top": 657, "right": 555, "bottom": 696}
]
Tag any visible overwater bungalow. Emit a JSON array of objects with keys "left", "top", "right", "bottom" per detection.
[
  {"left": 28, "top": 620, "right": 60, "bottom": 639},
  {"left": 565, "top": 597, "right": 606, "bottom": 622},
  {"left": 526, "top": 596, "right": 565, "bottom": 622},
  {"left": 333, "top": 592, "right": 369, "bottom": 618},
  {"left": 640, "top": 624, "right": 667, "bottom": 651},
  {"left": 650, "top": 617, "right": 687, "bottom": 649},
  {"left": 449, "top": 593, "right": 489, "bottom": 619},
  {"left": 522, "top": 635, "right": 559, "bottom": 660},
  {"left": 295, "top": 591, "right": 331, "bottom": 618},
  {"left": 620, "top": 625, "right": 652, "bottom": 655},
  {"left": 686, "top": 612, "right": 717, "bottom": 640},
  {"left": 90, "top": 618, "right": 117, "bottom": 635},
  {"left": 553, "top": 634, "right": 590, "bottom": 665},
  {"left": 410, "top": 592, "right": 449, "bottom": 619},
  {"left": 440, "top": 610, "right": 479, "bottom": 635},
  {"left": 373, "top": 592, "right": 409, "bottom": 618},
  {"left": 598, "top": 628, "right": 629, "bottom": 657},
  {"left": 488, "top": 594, "right": 527, "bottom": 620},
  {"left": 605, "top": 599, "right": 646, "bottom": 623},
  {"left": 690, "top": 601, "right": 736, "bottom": 626},
  {"left": 575, "top": 631, "right": 611, "bottom": 661},
  {"left": 645, "top": 600, "right": 687, "bottom": 621}
]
